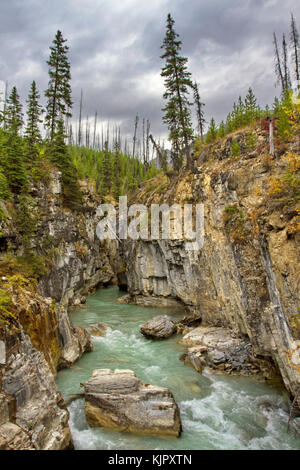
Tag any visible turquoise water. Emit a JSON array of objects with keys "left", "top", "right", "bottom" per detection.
[{"left": 55, "top": 286, "right": 300, "bottom": 450}]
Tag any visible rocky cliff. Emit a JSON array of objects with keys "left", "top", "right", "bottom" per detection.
[
  {"left": 120, "top": 125, "right": 300, "bottom": 403},
  {"left": 0, "top": 172, "right": 116, "bottom": 449}
]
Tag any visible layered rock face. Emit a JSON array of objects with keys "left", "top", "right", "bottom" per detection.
[
  {"left": 121, "top": 128, "right": 300, "bottom": 403},
  {"left": 83, "top": 369, "right": 181, "bottom": 437},
  {"left": 35, "top": 174, "right": 116, "bottom": 305},
  {"left": 0, "top": 326, "right": 73, "bottom": 450},
  {"left": 0, "top": 173, "right": 116, "bottom": 449}
]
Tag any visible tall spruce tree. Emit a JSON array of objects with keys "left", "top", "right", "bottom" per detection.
[
  {"left": 206, "top": 118, "right": 217, "bottom": 144},
  {"left": 161, "top": 13, "right": 194, "bottom": 170},
  {"left": 290, "top": 13, "right": 300, "bottom": 83},
  {"left": 193, "top": 82, "right": 205, "bottom": 141},
  {"left": 25, "top": 81, "right": 43, "bottom": 159},
  {"left": 49, "top": 118, "right": 82, "bottom": 205},
  {"left": 45, "top": 30, "right": 72, "bottom": 142},
  {"left": 6, "top": 86, "right": 23, "bottom": 135},
  {"left": 4, "top": 133, "right": 28, "bottom": 194},
  {"left": 244, "top": 87, "right": 260, "bottom": 122}
]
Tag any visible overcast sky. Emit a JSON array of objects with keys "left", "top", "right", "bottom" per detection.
[{"left": 0, "top": 0, "right": 299, "bottom": 148}]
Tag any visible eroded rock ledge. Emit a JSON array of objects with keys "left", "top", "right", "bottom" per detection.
[{"left": 82, "top": 369, "right": 182, "bottom": 437}]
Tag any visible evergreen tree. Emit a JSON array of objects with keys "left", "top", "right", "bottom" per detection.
[
  {"left": 290, "top": 13, "right": 300, "bottom": 83},
  {"left": 206, "top": 118, "right": 218, "bottom": 143},
  {"left": 218, "top": 120, "right": 226, "bottom": 138},
  {"left": 4, "top": 133, "right": 28, "bottom": 193},
  {"left": 244, "top": 87, "right": 260, "bottom": 123},
  {"left": 24, "top": 81, "right": 43, "bottom": 159},
  {"left": 101, "top": 141, "right": 112, "bottom": 196},
  {"left": 161, "top": 13, "right": 194, "bottom": 170},
  {"left": 225, "top": 113, "right": 234, "bottom": 134},
  {"left": 49, "top": 118, "right": 82, "bottom": 205},
  {"left": 193, "top": 82, "right": 205, "bottom": 141},
  {"left": 6, "top": 86, "right": 23, "bottom": 134},
  {"left": 45, "top": 30, "right": 73, "bottom": 141}
]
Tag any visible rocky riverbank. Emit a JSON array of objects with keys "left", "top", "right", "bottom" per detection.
[
  {"left": 118, "top": 126, "right": 300, "bottom": 405},
  {"left": 0, "top": 173, "right": 117, "bottom": 449}
]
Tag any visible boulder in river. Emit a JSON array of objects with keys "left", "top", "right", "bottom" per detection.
[
  {"left": 140, "top": 315, "right": 177, "bottom": 339},
  {"left": 86, "top": 323, "right": 110, "bottom": 337},
  {"left": 82, "top": 369, "right": 181, "bottom": 437}
]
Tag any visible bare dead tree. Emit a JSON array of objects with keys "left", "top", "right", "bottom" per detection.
[
  {"left": 149, "top": 134, "right": 167, "bottom": 171},
  {"left": 78, "top": 89, "right": 83, "bottom": 146},
  {"left": 290, "top": 13, "right": 300, "bottom": 83},
  {"left": 93, "top": 111, "right": 98, "bottom": 150},
  {"left": 282, "top": 34, "right": 291, "bottom": 91},
  {"left": 142, "top": 118, "right": 145, "bottom": 163},
  {"left": 193, "top": 82, "right": 205, "bottom": 141},
  {"left": 274, "top": 32, "right": 285, "bottom": 93},
  {"left": 85, "top": 115, "right": 90, "bottom": 148},
  {"left": 132, "top": 114, "right": 139, "bottom": 159},
  {"left": 69, "top": 123, "right": 73, "bottom": 146},
  {"left": 146, "top": 119, "right": 150, "bottom": 167}
]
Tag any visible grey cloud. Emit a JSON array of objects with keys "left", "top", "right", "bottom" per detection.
[{"left": 0, "top": 0, "right": 299, "bottom": 145}]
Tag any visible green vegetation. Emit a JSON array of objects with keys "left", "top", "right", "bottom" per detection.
[
  {"left": 223, "top": 205, "right": 248, "bottom": 243},
  {"left": 231, "top": 141, "right": 241, "bottom": 157},
  {"left": 161, "top": 13, "right": 194, "bottom": 170}
]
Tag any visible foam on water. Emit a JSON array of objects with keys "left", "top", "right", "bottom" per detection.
[{"left": 56, "top": 286, "right": 300, "bottom": 450}]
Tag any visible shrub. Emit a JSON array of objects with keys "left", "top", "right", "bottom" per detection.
[{"left": 231, "top": 141, "right": 241, "bottom": 157}]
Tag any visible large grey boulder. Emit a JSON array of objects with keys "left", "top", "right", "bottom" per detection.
[
  {"left": 82, "top": 369, "right": 181, "bottom": 437},
  {"left": 140, "top": 315, "right": 177, "bottom": 339}
]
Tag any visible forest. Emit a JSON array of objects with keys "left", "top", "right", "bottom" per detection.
[{"left": 0, "top": 13, "right": 299, "bottom": 205}]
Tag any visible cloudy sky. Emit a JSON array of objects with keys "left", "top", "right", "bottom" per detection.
[{"left": 0, "top": 0, "right": 299, "bottom": 148}]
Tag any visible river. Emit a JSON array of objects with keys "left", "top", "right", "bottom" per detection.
[{"left": 55, "top": 286, "right": 300, "bottom": 450}]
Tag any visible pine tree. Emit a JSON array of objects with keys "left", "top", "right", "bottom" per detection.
[
  {"left": 49, "top": 118, "right": 82, "bottom": 205},
  {"left": 6, "top": 86, "right": 23, "bottom": 134},
  {"left": 101, "top": 141, "right": 112, "bottom": 196},
  {"left": 205, "top": 118, "right": 217, "bottom": 144},
  {"left": 290, "top": 13, "right": 300, "bottom": 83},
  {"left": 161, "top": 13, "right": 194, "bottom": 170},
  {"left": 24, "top": 81, "right": 43, "bottom": 160},
  {"left": 4, "top": 133, "right": 28, "bottom": 193},
  {"left": 244, "top": 87, "right": 260, "bottom": 123},
  {"left": 45, "top": 30, "right": 73, "bottom": 141},
  {"left": 225, "top": 113, "right": 234, "bottom": 134},
  {"left": 218, "top": 121, "right": 226, "bottom": 138},
  {"left": 193, "top": 82, "right": 205, "bottom": 141}
]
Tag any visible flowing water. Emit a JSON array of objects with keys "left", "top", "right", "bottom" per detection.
[{"left": 56, "top": 286, "right": 300, "bottom": 450}]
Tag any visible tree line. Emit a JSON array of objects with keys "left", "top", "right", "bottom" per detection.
[
  {"left": 0, "top": 31, "right": 159, "bottom": 206},
  {"left": 160, "top": 12, "right": 300, "bottom": 161}
]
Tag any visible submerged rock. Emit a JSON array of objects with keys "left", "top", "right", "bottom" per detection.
[
  {"left": 82, "top": 369, "right": 181, "bottom": 437},
  {"left": 86, "top": 323, "right": 110, "bottom": 337},
  {"left": 140, "top": 315, "right": 177, "bottom": 339}
]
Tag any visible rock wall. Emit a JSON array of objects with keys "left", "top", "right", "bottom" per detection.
[
  {"left": 0, "top": 173, "right": 117, "bottom": 449},
  {"left": 121, "top": 128, "right": 300, "bottom": 402},
  {"left": 0, "top": 326, "right": 73, "bottom": 450}
]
